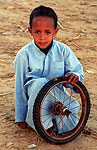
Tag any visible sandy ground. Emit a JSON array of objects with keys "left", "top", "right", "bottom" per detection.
[{"left": 0, "top": 0, "right": 97, "bottom": 149}]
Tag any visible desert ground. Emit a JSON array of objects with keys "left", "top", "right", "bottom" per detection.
[{"left": 0, "top": 0, "right": 97, "bottom": 149}]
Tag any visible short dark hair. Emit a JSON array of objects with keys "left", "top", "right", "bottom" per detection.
[{"left": 29, "top": 5, "right": 58, "bottom": 29}]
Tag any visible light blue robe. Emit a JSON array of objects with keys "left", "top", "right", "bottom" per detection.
[{"left": 13, "top": 40, "right": 84, "bottom": 132}]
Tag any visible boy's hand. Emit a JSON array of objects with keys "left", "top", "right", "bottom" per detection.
[
  {"left": 65, "top": 73, "right": 79, "bottom": 84},
  {"left": 16, "top": 122, "right": 27, "bottom": 129}
]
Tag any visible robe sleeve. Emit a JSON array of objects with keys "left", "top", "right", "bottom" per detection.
[
  {"left": 13, "top": 53, "right": 28, "bottom": 122},
  {"left": 64, "top": 46, "right": 84, "bottom": 82}
]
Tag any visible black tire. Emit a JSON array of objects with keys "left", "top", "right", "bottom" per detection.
[{"left": 33, "top": 76, "right": 91, "bottom": 144}]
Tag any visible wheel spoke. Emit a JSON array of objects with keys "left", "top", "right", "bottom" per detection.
[
  {"left": 69, "top": 105, "right": 80, "bottom": 111},
  {"left": 69, "top": 113, "right": 77, "bottom": 125},
  {"left": 57, "top": 116, "right": 70, "bottom": 131},
  {"left": 63, "top": 93, "right": 74, "bottom": 103},
  {"left": 66, "top": 99, "right": 79, "bottom": 107},
  {"left": 70, "top": 113, "right": 80, "bottom": 120},
  {"left": 41, "top": 113, "right": 52, "bottom": 117},
  {"left": 41, "top": 107, "right": 49, "bottom": 111},
  {"left": 42, "top": 114, "right": 53, "bottom": 124},
  {"left": 72, "top": 112, "right": 81, "bottom": 116},
  {"left": 46, "top": 117, "right": 53, "bottom": 130},
  {"left": 45, "top": 99, "right": 55, "bottom": 104},
  {"left": 49, "top": 92, "right": 60, "bottom": 102},
  {"left": 53, "top": 88, "right": 57, "bottom": 102}
]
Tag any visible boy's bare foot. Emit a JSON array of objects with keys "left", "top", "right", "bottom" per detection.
[
  {"left": 16, "top": 122, "right": 27, "bottom": 129},
  {"left": 47, "top": 119, "right": 58, "bottom": 136}
]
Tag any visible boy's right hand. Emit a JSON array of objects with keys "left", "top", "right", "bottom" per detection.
[{"left": 16, "top": 122, "right": 27, "bottom": 129}]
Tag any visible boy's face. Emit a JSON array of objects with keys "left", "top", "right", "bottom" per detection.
[{"left": 28, "top": 16, "right": 58, "bottom": 49}]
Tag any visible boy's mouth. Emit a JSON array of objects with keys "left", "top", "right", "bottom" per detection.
[{"left": 39, "top": 42, "right": 47, "bottom": 46}]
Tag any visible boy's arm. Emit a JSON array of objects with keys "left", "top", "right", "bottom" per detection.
[
  {"left": 13, "top": 54, "right": 28, "bottom": 124},
  {"left": 64, "top": 46, "right": 84, "bottom": 82}
]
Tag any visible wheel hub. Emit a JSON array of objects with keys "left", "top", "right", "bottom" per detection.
[{"left": 52, "top": 102, "right": 71, "bottom": 118}]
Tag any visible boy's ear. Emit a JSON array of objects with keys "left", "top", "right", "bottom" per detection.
[
  {"left": 54, "top": 28, "right": 59, "bottom": 37},
  {"left": 28, "top": 27, "right": 33, "bottom": 36}
]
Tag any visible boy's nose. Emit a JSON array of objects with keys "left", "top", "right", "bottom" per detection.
[{"left": 40, "top": 33, "right": 46, "bottom": 40}]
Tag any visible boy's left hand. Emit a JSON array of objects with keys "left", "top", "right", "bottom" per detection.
[{"left": 65, "top": 73, "right": 79, "bottom": 84}]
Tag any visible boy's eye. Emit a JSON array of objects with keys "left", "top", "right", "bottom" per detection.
[
  {"left": 35, "top": 31, "right": 40, "bottom": 34},
  {"left": 46, "top": 31, "right": 51, "bottom": 34}
]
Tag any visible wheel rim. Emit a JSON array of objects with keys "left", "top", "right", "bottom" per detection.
[{"left": 40, "top": 81, "right": 87, "bottom": 141}]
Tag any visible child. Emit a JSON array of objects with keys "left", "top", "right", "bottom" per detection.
[{"left": 13, "top": 5, "right": 84, "bottom": 132}]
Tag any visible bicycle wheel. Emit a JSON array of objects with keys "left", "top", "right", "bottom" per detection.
[{"left": 33, "top": 76, "right": 90, "bottom": 144}]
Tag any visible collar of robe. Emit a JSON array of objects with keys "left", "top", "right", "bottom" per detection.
[{"left": 35, "top": 40, "right": 53, "bottom": 55}]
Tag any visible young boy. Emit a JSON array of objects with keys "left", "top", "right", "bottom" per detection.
[{"left": 13, "top": 5, "right": 84, "bottom": 131}]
